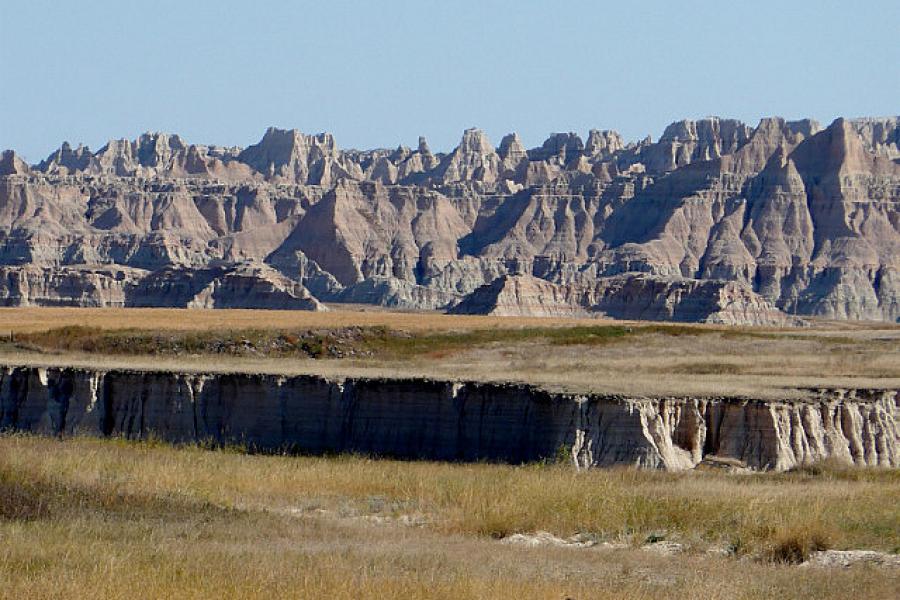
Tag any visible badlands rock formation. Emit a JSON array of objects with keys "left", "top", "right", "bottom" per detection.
[
  {"left": 450, "top": 273, "right": 800, "bottom": 325},
  {"left": 0, "top": 263, "right": 324, "bottom": 310},
  {"left": 1, "top": 366, "right": 897, "bottom": 471},
  {"left": 1, "top": 116, "right": 898, "bottom": 321}
]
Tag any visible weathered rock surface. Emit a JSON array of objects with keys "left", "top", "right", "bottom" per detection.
[
  {"left": 450, "top": 273, "right": 800, "bottom": 325},
  {"left": 802, "top": 550, "right": 900, "bottom": 569},
  {"left": 1, "top": 115, "right": 897, "bottom": 321},
  {"left": 0, "top": 265, "right": 137, "bottom": 307},
  {"left": 0, "top": 262, "right": 324, "bottom": 310},
  {"left": 0, "top": 151, "right": 31, "bottom": 177},
  {"left": 449, "top": 274, "right": 590, "bottom": 317},
  {"left": 1, "top": 366, "right": 897, "bottom": 471},
  {"left": 500, "top": 531, "right": 597, "bottom": 549},
  {"left": 156, "top": 263, "right": 325, "bottom": 310}
]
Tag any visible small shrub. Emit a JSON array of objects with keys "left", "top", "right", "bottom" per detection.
[
  {"left": 670, "top": 362, "right": 743, "bottom": 375},
  {"left": 477, "top": 517, "right": 515, "bottom": 540},
  {"left": 785, "top": 458, "right": 854, "bottom": 479},
  {"left": 540, "top": 444, "right": 574, "bottom": 467},
  {"left": 764, "top": 525, "right": 833, "bottom": 563},
  {"left": 300, "top": 340, "right": 324, "bottom": 358}
]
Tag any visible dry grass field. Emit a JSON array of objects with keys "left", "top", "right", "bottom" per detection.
[
  {"left": 0, "top": 306, "right": 602, "bottom": 334},
  {"left": 0, "top": 306, "right": 897, "bottom": 398},
  {"left": 1, "top": 435, "right": 898, "bottom": 600},
  {"left": 0, "top": 304, "right": 896, "bottom": 334},
  {"left": 1, "top": 308, "right": 898, "bottom": 598}
]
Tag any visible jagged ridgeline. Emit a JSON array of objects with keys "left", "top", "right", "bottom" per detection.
[{"left": 1, "top": 116, "right": 898, "bottom": 323}]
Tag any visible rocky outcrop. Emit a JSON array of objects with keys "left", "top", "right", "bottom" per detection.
[
  {"left": 1, "top": 366, "right": 896, "bottom": 471},
  {"left": 38, "top": 142, "right": 94, "bottom": 175},
  {"left": 528, "top": 132, "right": 585, "bottom": 167},
  {"left": 640, "top": 118, "right": 754, "bottom": 173},
  {"left": 585, "top": 274, "right": 802, "bottom": 326},
  {"left": 585, "top": 129, "right": 625, "bottom": 160},
  {"left": 851, "top": 117, "right": 900, "bottom": 160},
  {"left": 0, "top": 265, "right": 136, "bottom": 307},
  {"left": 1, "top": 115, "right": 898, "bottom": 321},
  {"left": 207, "top": 264, "right": 323, "bottom": 310},
  {"left": 36, "top": 133, "right": 253, "bottom": 180},
  {"left": 449, "top": 274, "right": 589, "bottom": 317},
  {"left": 237, "top": 127, "right": 363, "bottom": 185},
  {"left": 174, "top": 263, "right": 325, "bottom": 310},
  {"left": 430, "top": 128, "right": 501, "bottom": 183},
  {"left": 0, "top": 262, "right": 324, "bottom": 310},
  {"left": 498, "top": 133, "right": 528, "bottom": 181},
  {"left": 0, "top": 151, "right": 30, "bottom": 176},
  {"left": 451, "top": 273, "right": 801, "bottom": 326}
]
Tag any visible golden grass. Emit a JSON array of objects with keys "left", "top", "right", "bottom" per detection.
[
  {"left": 2, "top": 330, "right": 897, "bottom": 398},
  {"left": 0, "top": 306, "right": 625, "bottom": 334},
  {"left": 0, "top": 306, "right": 895, "bottom": 334},
  {"left": 1, "top": 435, "right": 898, "bottom": 599},
  {"left": 0, "top": 306, "right": 897, "bottom": 397},
  {"left": 3, "top": 435, "right": 899, "bottom": 552}
]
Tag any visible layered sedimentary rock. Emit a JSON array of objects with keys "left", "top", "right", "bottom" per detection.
[
  {"left": 450, "top": 273, "right": 799, "bottom": 325},
  {"left": 0, "top": 265, "right": 136, "bottom": 307},
  {"left": 0, "top": 151, "right": 30, "bottom": 176},
  {"left": 1, "top": 115, "right": 898, "bottom": 321},
  {"left": 139, "top": 263, "right": 325, "bottom": 310},
  {"left": 1, "top": 366, "right": 897, "bottom": 471},
  {"left": 449, "top": 274, "right": 590, "bottom": 317},
  {"left": 0, "top": 263, "right": 324, "bottom": 310}
]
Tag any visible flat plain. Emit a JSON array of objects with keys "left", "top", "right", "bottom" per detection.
[{"left": 0, "top": 306, "right": 898, "bottom": 398}]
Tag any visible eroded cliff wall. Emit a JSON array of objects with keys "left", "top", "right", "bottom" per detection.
[{"left": 1, "top": 366, "right": 896, "bottom": 470}]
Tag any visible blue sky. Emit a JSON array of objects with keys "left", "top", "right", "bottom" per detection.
[{"left": 2, "top": 0, "right": 898, "bottom": 162}]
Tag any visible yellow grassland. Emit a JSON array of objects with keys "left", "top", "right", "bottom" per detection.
[{"left": 0, "top": 435, "right": 897, "bottom": 599}]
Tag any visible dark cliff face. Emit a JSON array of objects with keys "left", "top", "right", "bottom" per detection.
[
  {"left": 1, "top": 366, "right": 897, "bottom": 471},
  {"left": 1, "top": 116, "right": 898, "bottom": 321}
]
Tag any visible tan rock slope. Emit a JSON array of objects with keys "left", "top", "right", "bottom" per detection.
[
  {"left": 1, "top": 116, "right": 897, "bottom": 322},
  {"left": 450, "top": 273, "right": 799, "bottom": 325},
  {"left": 449, "top": 274, "right": 589, "bottom": 317},
  {"left": 0, "top": 263, "right": 324, "bottom": 310}
]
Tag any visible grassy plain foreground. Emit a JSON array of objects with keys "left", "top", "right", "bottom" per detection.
[
  {"left": 1, "top": 435, "right": 899, "bottom": 599},
  {"left": 0, "top": 308, "right": 898, "bottom": 598}
]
